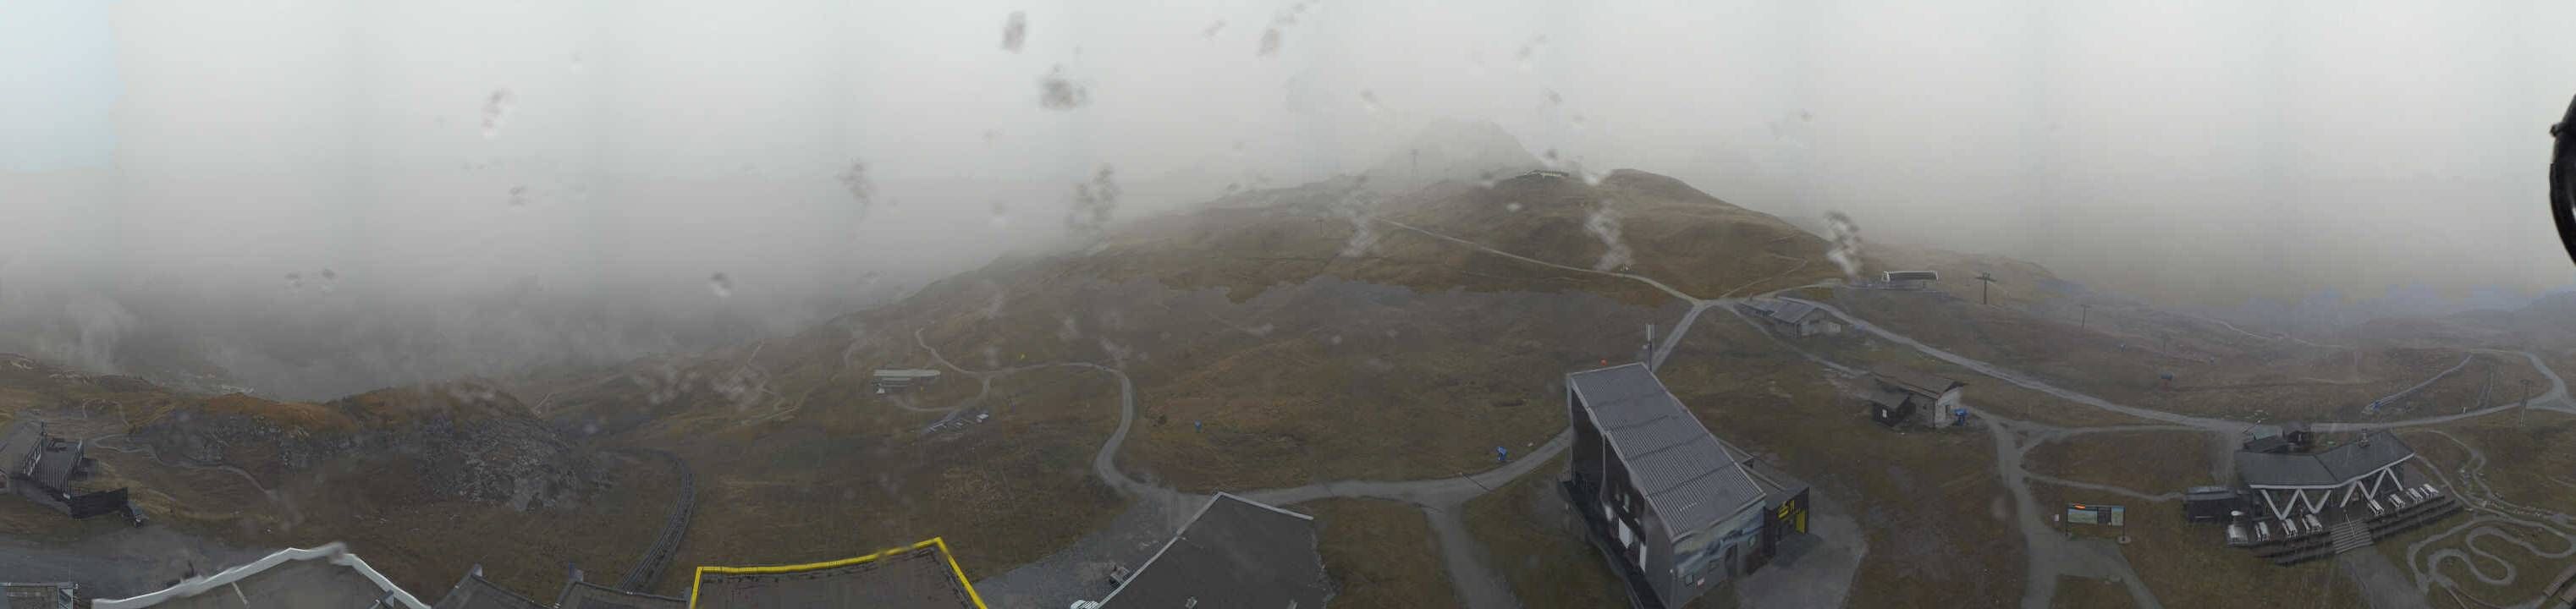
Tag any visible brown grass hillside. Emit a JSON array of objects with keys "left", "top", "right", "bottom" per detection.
[
  {"left": 0, "top": 166, "right": 1843, "bottom": 599},
  {"left": 490, "top": 167, "right": 1841, "bottom": 590}
]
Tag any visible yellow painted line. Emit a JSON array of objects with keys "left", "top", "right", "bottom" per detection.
[
  {"left": 685, "top": 537, "right": 988, "bottom": 609},
  {"left": 933, "top": 537, "right": 991, "bottom": 609}
]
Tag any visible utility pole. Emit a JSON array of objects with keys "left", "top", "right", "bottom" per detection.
[
  {"left": 2079, "top": 304, "right": 2090, "bottom": 328},
  {"left": 1641, "top": 324, "right": 1655, "bottom": 365},
  {"left": 1975, "top": 272, "right": 1997, "bottom": 305}
]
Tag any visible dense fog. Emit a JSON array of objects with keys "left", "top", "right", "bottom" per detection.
[{"left": 6, "top": 0, "right": 2575, "bottom": 398}]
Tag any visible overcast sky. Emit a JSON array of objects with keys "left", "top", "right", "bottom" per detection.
[{"left": 5, "top": 0, "right": 2576, "bottom": 393}]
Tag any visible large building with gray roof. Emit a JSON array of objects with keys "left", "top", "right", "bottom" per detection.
[
  {"left": 92, "top": 543, "right": 429, "bottom": 609},
  {"left": 2234, "top": 431, "right": 2421, "bottom": 520},
  {"left": 1564, "top": 363, "right": 1812, "bottom": 609},
  {"left": 429, "top": 567, "right": 548, "bottom": 609},
  {"left": 553, "top": 579, "right": 682, "bottom": 609},
  {"left": 1085, "top": 492, "right": 1331, "bottom": 609},
  {"left": 0, "top": 420, "right": 136, "bottom": 522},
  {"left": 688, "top": 538, "right": 985, "bottom": 609}
]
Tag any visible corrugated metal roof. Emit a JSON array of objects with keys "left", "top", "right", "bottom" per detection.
[
  {"left": 2236, "top": 432, "right": 2414, "bottom": 488},
  {"left": 1097, "top": 493, "right": 1331, "bottom": 609},
  {"left": 92, "top": 543, "right": 430, "bottom": 609},
  {"left": 0, "top": 422, "right": 41, "bottom": 477},
  {"left": 1871, "top": 367, "right": 1964, "bottom": 398},
  {"left": 690, "top": 540, "right": 982, "bottom": 609},
  {"left": 1567, "top": 364, "right": 1766, "bottom": 539},
  {"left": 2315, "top": 433, "right": 2414, "bottom": 480},
  {"left": 430, "top": 573, "right": 547, "bottom": 609},
  {"left": 28, "top": 440, "right": 80, "bottom": 491},
  {"left": 554, "top": 581, "right": 683, "bottom": 609},
  {"left": 1764, "top": 301, "right": 1821, "bottom": 324}
]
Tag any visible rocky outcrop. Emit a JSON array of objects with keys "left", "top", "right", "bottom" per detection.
[{"left": 131, "top": 383, "right": 604, "bottom": 512}]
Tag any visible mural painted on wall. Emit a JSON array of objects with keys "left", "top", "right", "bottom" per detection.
[{"left": 1674, "top": 507, "right": 1763, "bottom": 587}]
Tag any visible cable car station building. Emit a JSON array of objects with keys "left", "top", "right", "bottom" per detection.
[{"left": 1563, "top": 364, "right": 1813, "bottom": 609}]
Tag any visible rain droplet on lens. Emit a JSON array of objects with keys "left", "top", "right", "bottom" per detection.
[
  {"left": 1000, "top": 11, "right": 1027, "bottom": 52},
  {"left": 508, "top": 185, "right": 529, "bottom": 208},
  {"left": 1543, "top": 148, "right": 1560, "bottom": 162},
  {"left": 839, "top": 161, "right": 875, "bottom": 217},
  {"left": 1359, "top": 90, "right": 1382, "bottom": 114},
  {"left": 480, "top": 89, "right": 515, "bottom": 140},
  {"left": 709, "top": 272, "right": 734, "bottom": 298},
  {"left": 1038, "top": 65, "right": 1091, "bottom": 110},
  {"left": 1258, "top": 28, "right": 1283, "bottom": 57},
  {"left": 1203, "top": 20, "right": 1226, "bottom": 37}
]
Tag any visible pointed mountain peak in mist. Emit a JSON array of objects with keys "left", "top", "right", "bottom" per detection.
[{"left": 1362, "top": 118, "right": 1544, "bottom": 191}]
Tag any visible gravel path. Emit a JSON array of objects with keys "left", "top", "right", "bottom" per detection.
[
  {"left": 2398, "top": 429, "right": 2576, "bottom": 608},
  {"left": 1803, "top": 295, "right": 2576, "bottom": 608}
]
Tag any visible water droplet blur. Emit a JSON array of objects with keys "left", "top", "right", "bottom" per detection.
[
  {"left": 480, "top": 89, "right": 515, "bottom": 140},
  {"left": 508, "top": 185, "right": 529, "bottom": 208},
  {"left": 569, "top": 51, "right": 583, "bottom": 71},
  {"left": 317, "top": 268, "right": 337, "bottom": 294},
  {"left": 1542, "top": 148, "right": 1560, "bottom": 162},
  {"left": 988, "top": 200, "right": 1011, "bottom": 229},
  {"left": 1065, "top": 165, "right": 1120, "bottom": 239},
  {"left": 1505, "top": 202, "right": 1523, "bottom": 212},
  {"left": 1359, "top": 90, "right": 1382, "bottom": 114},
  {"left": 708, "top": 272, "right": 734, "bottom": 298},
  {"left": 1800, "top": 110, "right": 1814, "bottom": 123},
  {"left": 1544, "top": 89, "right": 1562, "bottom": 106},
  {"left": 284, "top": 272, "right": 303, "bottom": 293},
  {"left": 1571, "top": 113, "right": 1587, "bottom": 129},
  {"left": 1038, "top": 65, "right": 1091, "bottom": 110},
  {"left": 1203, "top": 20, "right": 1226, "bottom": 37},
  {"left": 983, "top": 129, "right": 1001, "bottom": 144},
  {"left": 1000, "top": 11, "right": 1027, "bottom": 52},
  {"left": 1257, "top": 1, "right": 1313, "bottom": 58},
  {"left": 1516, "top": 36, "right": 1547, "bottom": 70},
  {"left": 838, "top": 161, "right": 875, "bottom": 217}
]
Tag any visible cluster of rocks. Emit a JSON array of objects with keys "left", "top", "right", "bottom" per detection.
[{"left": 131, "top": 384, "right": 608, "bottom": 512}]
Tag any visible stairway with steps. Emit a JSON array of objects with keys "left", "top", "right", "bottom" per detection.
[{"left": 2331, "top": 519, "right": 2375, "bottom": 554}]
